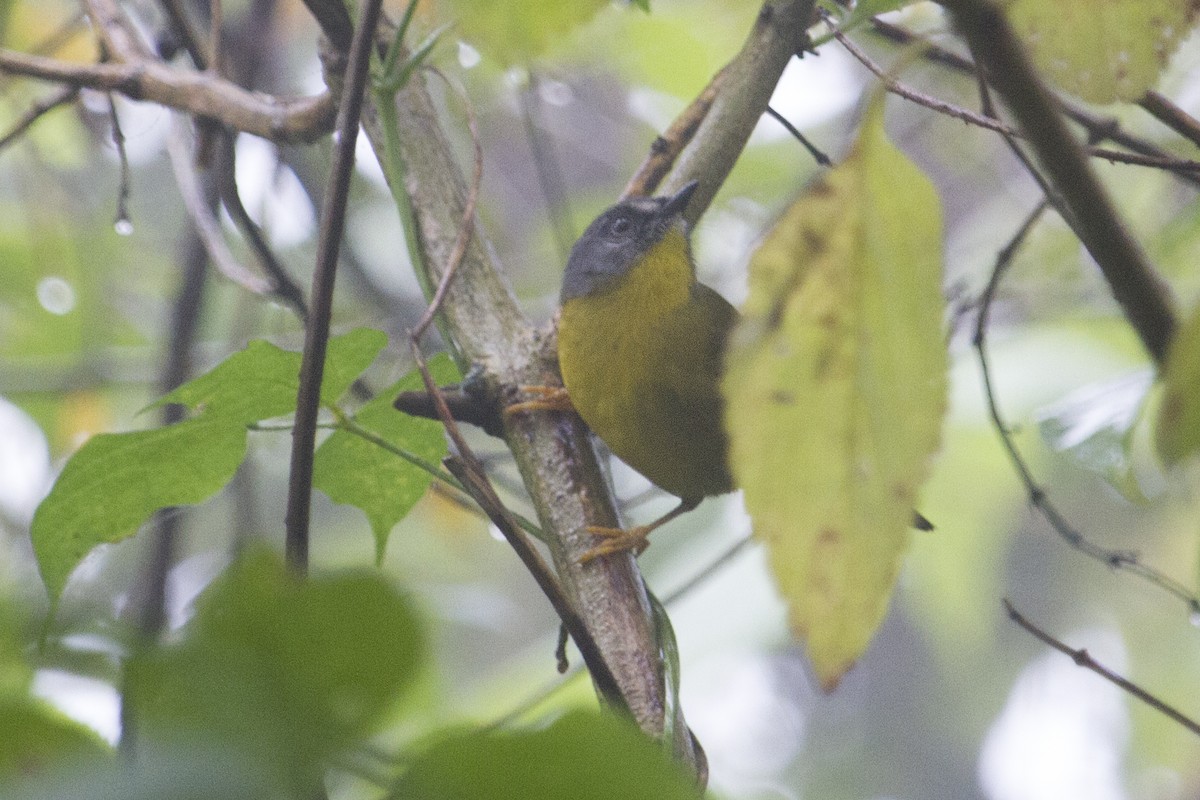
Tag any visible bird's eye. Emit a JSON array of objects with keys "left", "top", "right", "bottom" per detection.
[{"left": 610, "top": 216, "right": 632, "bottom": 237}]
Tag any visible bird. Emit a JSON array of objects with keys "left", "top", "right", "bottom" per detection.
[
  {"left": 511, "top": 180, "right": 736, "bottom": 560},
  {"left": 510, "top": 180, "right": 932, "bottom": 561}
]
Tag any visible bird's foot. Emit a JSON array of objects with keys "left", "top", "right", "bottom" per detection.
[
  {"left": 503, "top": 385, "right": 574, "bottom": 419},
  {"left": 579, "top": 524, "right": 653, "bottom": 564}
]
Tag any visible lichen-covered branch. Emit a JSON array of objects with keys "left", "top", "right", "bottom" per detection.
[{"left": 360, "top": 0, "right": 814, "bottom": 769}]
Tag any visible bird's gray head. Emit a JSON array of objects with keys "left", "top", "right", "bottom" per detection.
[{"left": 560, "top": 180, "right": 698, "bottom": 301}]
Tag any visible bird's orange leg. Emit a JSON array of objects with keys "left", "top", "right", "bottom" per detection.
[
  {"left": 580, "top": 497, "right": 701, "bottom": 564},
  {"left": 503, "top": 385, "right": 575, "bottom": 418}
]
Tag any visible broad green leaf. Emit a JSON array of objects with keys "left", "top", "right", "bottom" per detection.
[
  {"left": 1008, "top": 0, "right": 1199, "bottom": 103},
  {"left": 445, "top": 0, "right": 609, "bottom": 65},
  {"left": 391, "top": 711, "right": 696, "bottom": 800},
  {"left": 722, "top": 94, "right": 947, "bottom": 690},
  {"left": 155, "top": 328, "right": 387, "bottom": 422},
  {"left": 1156, "top": 300, "right": 1200, "bottom": 464},
  {"left": 321, "top": 328, "right": 390, "bottom": 405},
  {"left": 32, "top": 417, "right": 247, "bottom": 599},
  {"left": 314, "top": 353, "right": 459, "bottom": 562},
  {"left": 131, "top": 549, "right": 424, "bottom": 795}
]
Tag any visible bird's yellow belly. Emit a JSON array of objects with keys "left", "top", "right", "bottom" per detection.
[{"left": 559, "top": 281, "right": 730, "bottom": 500}]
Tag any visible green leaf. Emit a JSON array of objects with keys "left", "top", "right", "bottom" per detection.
[
  {"left": 391, "top": 711, "right": 696, "bottom": 800},
  {"left": 322, "top": 328, "right": 390, "bottom": 405},
  {"left": 32, "top": 417, "right": 247, "bottom": 599},
  {"left": 155, "top": 328, "right": 387, "bottom": 422},
  {"left": 132, "top": 549, "right": 424, "bottom": 795},
  {"left": 722, "top": 93, "right": 947, "bottom": 690},
  {"left": 153, "top": 339, "right": 300, "bottom": 423},
  {"left": 1156, "top": 300, "right": 1200, "bottom": 464},
  {"left": 445, "top": 0, "right": 609, "bottom": 65},
  {"left": 314, "top": 353, "right": 459, "bottom": 562},
  {"left": 1008, "top": 0, "right": 1199, "bottom": 103}
]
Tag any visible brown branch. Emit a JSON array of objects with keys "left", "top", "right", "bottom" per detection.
[
  {"left": 0, "top": 85, "right": 78, "bottom": 153},
  {"left": 83, "top": 0, "right": 155, "bottom": 61},
  {"left": 284, "top": 0, "right": 383, "bottom": 573},
  {"left": 974, "top": 203, "right": 1200, "bottom": 611},
  {"left": 869, "top": 18, "right": 1200, "bottom": 188},
  {"left": 670, "top": 1, "right": 818, "bottom": 224},
  {"left": 0, "top": 49, "right": 335, "bottom": 143},
  {"left": 1003, "top": 599, "right": 1200, "bottom": 738},
  {"left": 835, "top": 21, "right": 1200, "bottom": 176},
  {"left": 942, "top": 0, "right": 1178, "bottom": 365},
  {"left": 394, "top": 388, "right": 504, "bottom": 438},
  {"left": 623, "top": 65, "right": 727, "bottom": 199},
  {"left": 1139, "top": 90, "right": 1200, "bottom": 152}
]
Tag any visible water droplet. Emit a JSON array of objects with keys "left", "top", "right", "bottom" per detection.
[
  {"left": 457, "top": 41, "right": 481, "bottom": 69},
  {"left": 1190, "top": 608, "right": 1200, "bottom": 628},
  {"left": 114, "top": 217, "right": 134, "bottom": 236},
  {"left": 36, "top": 276, "right": 76, "bottom": 315}
]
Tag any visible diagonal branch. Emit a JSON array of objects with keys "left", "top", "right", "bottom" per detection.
[
  {"left": 363, "top": 0, "right": 815, "bottom": 773},
  {"left": 941, "top": 0, "right": 1178, "bottom": 365}
]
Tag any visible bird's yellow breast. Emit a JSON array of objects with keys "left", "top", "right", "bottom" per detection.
[{"left": 558, "top": 228, "right": 732, "bottom": 500}]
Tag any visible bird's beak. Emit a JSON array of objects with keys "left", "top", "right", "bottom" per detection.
[{"left": 660, "top": 180, "right": 699, "bottom": 220}]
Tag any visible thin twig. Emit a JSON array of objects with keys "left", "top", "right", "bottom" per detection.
[
  {"left": 834, "top": 18, "right": 1200, "bottom": 176},
  {"left": 212, "top": 133, "right": 310, "bottom": 320},
  {"left": 284, "top": 0, "right": 383, "bottom": 574},
  {"left": 869, "top": 18, "right": 1200, "bottom": 189},
  {"left": 0, "top": 85, "right": 78, "bottom": 153},
  {"left": 411, "top": 68, "right": 482, "bottom": 341},
  {"left": 1139, "top": 90, "right": 1200, "bottom": 153},
  {"left": 166, "top": 119, "right": 273, "bottom": 294},
  {"left": 623, "top": 65, "right": 727, "bottom": 199},
  {"left": 974, "top": 203, "right": 1200, "bottom": 613},
  {"left": 106, "top": 93, "right": 133, "bottom": 232},
  {"left": 765, "top": 104, "right": 831, "bottom": 165},
  {"left": 1003, "top": 599, "right": 1200, "bottom": 738},
  {"left": 946, "top": 0, "right": 1178, "bottom": 365},
  {"left": 416, "top": 349, "right": 628, "bottom": 712}
]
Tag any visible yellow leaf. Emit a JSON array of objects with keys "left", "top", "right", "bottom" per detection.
[
  {"left": 1155, "top": 300, "right": 1200, "bottom": 464},
  {"left": 1008, "top": 0, "right": 1198, "bottom": 103},
  {"left": 723, "top": 94, "right": 947, "bottom": 689}
]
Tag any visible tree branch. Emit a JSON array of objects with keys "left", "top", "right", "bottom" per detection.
[
  {"left": 364, "top": 0, "right": 814, "bottom": 770},
  {"left": 285, "top": 0, "right": 383, "bottom": 573},
  {"left": 941, "top": 0, "right": 1178, "bottom": 364},
  {"left": 0, "top": 48, "right": 335, "bottom": 143},
  {"left": 671, "top": 1, "right": 817, "bottom": 225}
]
